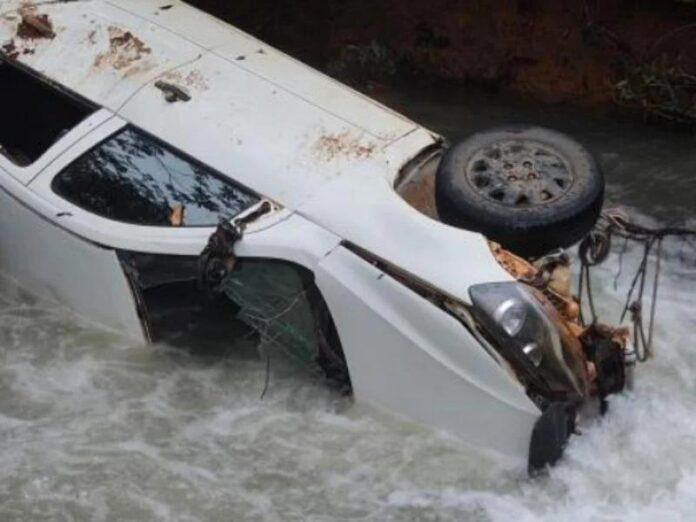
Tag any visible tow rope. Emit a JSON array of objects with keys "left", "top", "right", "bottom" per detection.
[{"left": 578, "top": 209, "right": 696, "bottom": 363}]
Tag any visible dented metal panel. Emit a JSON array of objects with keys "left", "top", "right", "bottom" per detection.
[{"left": 0, "top": 1, "right": 201, "bottom": 110}]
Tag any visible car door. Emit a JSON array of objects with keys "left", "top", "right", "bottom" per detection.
[
  {"left": 27, "top": 115, "right": 346, "bottom": 351},
  {"left": 0, "top": 115, "right": 147, "bottom": 341}
]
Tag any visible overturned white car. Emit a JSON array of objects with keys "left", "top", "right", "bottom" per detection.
[{"left": 0, "top": 0, "right": 631, "bottom": 471}]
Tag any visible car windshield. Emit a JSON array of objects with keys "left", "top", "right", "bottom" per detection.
[{"left": 52, "top": 127, "right": 259, "bottom": 227}]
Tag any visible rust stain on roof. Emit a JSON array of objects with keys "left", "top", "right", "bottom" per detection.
[
  {"left": 94, "top": 26, "right": 152, "bottom": 71},
  {"left": 313, "top": 131, "right": 376, "bottom": 161},
  {"left": 16, "top": 8, "right": 55, "bottom": 40},
  {"left": 161, "top": 69, "right": 209, "bottom": 91},
  {"left": 1, "top": 39, "right": 19, "bottom": 60},
  {"left": 0, "top": 7, "right": 54, "bottom": 61}
]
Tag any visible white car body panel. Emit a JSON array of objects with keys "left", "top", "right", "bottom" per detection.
[
  {"left": 0, "top": 2, "right": 203, "bottom": 111},
  {"left": 0, "top": 167, "right": 145, "bottom": 339},
  {"left": 234, "top": 213, "right": 343, "bottom": 272},
  {"left": 118, "top": 54, "right": 436, "bottom": 209},
  {"left": 0, "top": 0, "right": 544, "bottom": 462},
  {"left": 118, "top": 51, "right": 392, "bottom": 209},
  {"left": 111, "top": 0, "right": 421, "bottom": 141},
  {"left": 299, "top": 168, "right": 514, "bottom": 305},
  {"left": 317, "top": 246, "right": 539, "bottom": 458}
]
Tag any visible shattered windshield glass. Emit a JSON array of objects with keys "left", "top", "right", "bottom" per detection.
[
  {"left": 52, "top": 127, "right": 258, "bottom": 227},
  {"left": 223, "top": 261, "right": 320, "bottom": 370},
  {"left": 222, "top": 259, "right": 351, "bottom": 388}
]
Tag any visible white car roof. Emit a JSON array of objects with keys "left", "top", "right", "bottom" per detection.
[{"left": 0, "top": 0, "right": 437, "bottom": 208}]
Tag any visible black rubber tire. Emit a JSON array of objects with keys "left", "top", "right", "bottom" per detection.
[{"left": 435, "top": 126, "right": 604, "bottom": 258}]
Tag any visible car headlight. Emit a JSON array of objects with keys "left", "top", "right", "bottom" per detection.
[{"left": 469, "top": 282, "right": 562, "bottom": 369}]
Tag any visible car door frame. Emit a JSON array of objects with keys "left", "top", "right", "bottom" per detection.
[
  {"left": 28, "top": 115, "right": 240, "bottom": 256},
  {"left": 0, "top": 109, "right": 113, "bottom": 186}
]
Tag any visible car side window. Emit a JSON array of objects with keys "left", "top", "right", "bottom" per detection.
[{"left": 52, "top": 127, "right": 259, "bottom": 227}]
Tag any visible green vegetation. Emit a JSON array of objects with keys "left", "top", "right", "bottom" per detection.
[{"left": 615, "top": 61, "right": 696, "bottom": 127}]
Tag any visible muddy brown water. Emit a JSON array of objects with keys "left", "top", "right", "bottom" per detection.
[{"left": 1, "top": 86, "right": 696, "bottom": 521}]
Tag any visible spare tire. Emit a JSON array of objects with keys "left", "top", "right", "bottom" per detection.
[{"left": 435, "top": 126, "right": 604, "bottom": 258}]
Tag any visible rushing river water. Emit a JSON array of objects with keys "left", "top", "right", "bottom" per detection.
[{"left": 1, "top": 87, "right": 696, "bottom": 521}]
